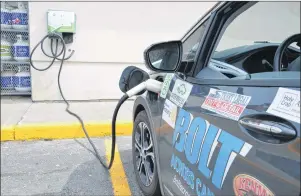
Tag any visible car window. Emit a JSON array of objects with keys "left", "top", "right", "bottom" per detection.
[
  {"left": 182, "top": 19, "right": 208, "bottom": 62},
  {"left": 149, "top": 20, "right": 209, "bottom": 72},
  {"left": 200, "top": 2, "right": 300, "bottom": 80}
]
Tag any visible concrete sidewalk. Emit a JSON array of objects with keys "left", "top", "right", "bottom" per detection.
[{"left": 1, "top": 96, "right": 134, "bottom": 141}]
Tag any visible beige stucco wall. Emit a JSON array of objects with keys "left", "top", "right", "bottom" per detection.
[{"left": 28, "top": 1, "right": 216, "bottom": 101}]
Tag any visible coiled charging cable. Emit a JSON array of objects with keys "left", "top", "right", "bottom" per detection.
[{"left": 29, "top": 33, "right": 128, "bottom": 169}]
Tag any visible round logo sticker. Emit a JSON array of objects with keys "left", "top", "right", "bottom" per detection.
[{"left": 233, "top": 174, "right": 274, "bottom": 196}]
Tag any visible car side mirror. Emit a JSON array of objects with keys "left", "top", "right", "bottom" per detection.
[
  {"left": 119, "top": 66, "right": 150, "bottom": 95},
  {"left": 143, "top": 41, "right": 183, "bottom": 72}
]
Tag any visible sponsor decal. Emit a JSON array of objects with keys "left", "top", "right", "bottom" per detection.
[
  {"left": 173, "top": 175, "right": 191, "bottom": 196},
  {"left": 170, "top": 108, "right": 253, "bottom": 196},
  {"left": 164, "top": 184, "right": 174, "bottom": 196},
  {"left": 267, "top": 88, "right": 300, "bottom": 124},
  {"left": 201, "top": 88, "right": 251, "bottom": 121},
  {"left": 170, "top": 79, "right": 193, "bottom": 107},
  {"left": 233, "top": 174, "right": 274, "bottom": 196},
  {"left": 162, "top": 99, "right": 178, "bottom": 128},
  {"left": 160, "top": 73, "right": 174, "bottom": 99}
]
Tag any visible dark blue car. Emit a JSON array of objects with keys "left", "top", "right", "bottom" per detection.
[{"left": 130, "top": 2, "right": 300, "bottom": 196}]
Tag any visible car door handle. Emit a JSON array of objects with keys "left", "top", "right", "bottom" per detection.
[{"left": 239, "top": 117, "right": 296, "bottom": 139}]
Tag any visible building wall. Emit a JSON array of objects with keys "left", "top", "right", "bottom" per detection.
[{"left": 28, "top": 1, "right": 216, "bottom": 101}]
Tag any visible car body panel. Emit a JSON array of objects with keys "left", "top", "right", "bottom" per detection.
[
  {"left": 156, "top": 74, "right": 300, "bottom": 196},
  {"left": 132, "top": 1, "right": 300, "bottom": 195},
  {"left": 133, "top": 77, "right": 300, "bottom": 196}
]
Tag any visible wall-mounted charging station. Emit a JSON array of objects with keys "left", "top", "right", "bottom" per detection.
[{"left": 47, "top": 10, "right": 76, "bottom": 44}]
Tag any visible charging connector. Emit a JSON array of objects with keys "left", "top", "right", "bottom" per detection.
[{"left": 126, "top": 79, "right": 162, "bottom": 97}]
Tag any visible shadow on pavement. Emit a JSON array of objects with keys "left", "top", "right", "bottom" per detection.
[
  {"left": 30, "top": 148, "right": 144, "bottom": 196},
  {"left": 30, "top": 157, "right": 113, "bottom": 196}
]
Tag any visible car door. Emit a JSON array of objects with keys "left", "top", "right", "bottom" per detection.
[
  {"left": 157, "top": 2, "right": 300, "bottom": 196},
  {"left": 156, "top": 10, "right": 213, "bottom": 196},
  {"left": 159, "top": 74, "right": 300, "bottom": 196}
]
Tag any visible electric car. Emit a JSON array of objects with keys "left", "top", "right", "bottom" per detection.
[{"left": 128, "top": 2, "right": 300, "bottom": 196}]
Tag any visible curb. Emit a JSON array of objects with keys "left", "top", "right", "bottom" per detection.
[{"left": 1, "top": 121, "right": 133, "bottom": 142}]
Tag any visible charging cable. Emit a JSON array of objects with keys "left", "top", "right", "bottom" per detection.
[
  {"left": 30, "top": 33, "right": 162, "bottom": 169},
  {"left": 29, "top": 32, "right": 123, "bottom": 169}
]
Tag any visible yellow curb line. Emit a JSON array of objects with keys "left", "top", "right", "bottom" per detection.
[
  {"left": 1, "top": 126, "right": 15, "bottom": 141},
  {"left": 105, "top": 139, "right": 131, "bottom": 195},
  {"left": 1, "top": 121, "right": 133, "bottom": 142}
]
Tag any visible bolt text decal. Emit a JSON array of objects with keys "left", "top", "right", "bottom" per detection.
[{"left": 170, "top": 108, "right": 252, "bottom": 195}]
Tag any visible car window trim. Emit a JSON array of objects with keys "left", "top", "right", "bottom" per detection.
[
  {"left": 191, "top": 1, "right": 253, "bottom": 77},
  {"left": 185, "top": 76, "right": 300, "bottom": 88},
  {"left": 180, "top": 8, "right": 220, "bottom": 77},
  {"left": 181, "top": 2, "right": 225, "bottom": 42}
]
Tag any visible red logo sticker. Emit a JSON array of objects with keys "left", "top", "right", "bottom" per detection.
[
  {"left": 201, "top": 88, "right": 251, "bottom": 121},
  {"left": 233, "top": 174, "right": 274, "bottom": 196}
]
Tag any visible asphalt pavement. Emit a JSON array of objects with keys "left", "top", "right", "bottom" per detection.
[
  {"left": 1, "top": 96, "right": 142, "bottom": 195},
  {"left": 1, "top": 136, "right": 143, "bottom": 196}
]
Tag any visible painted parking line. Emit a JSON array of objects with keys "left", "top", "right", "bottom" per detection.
[
  {"left": 105, "top": 139, "right": 131, "bottom": 196},
  {"left": 0, "top": 122, "right": 133, "bottom": 142}
]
